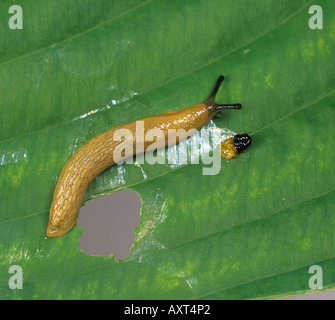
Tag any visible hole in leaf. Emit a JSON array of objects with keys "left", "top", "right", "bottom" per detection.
[{"left": 77, "top": 190, "right": 141, "bottom": 260}]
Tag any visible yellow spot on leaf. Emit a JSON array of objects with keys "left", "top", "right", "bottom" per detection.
[
  {"left": 301, "top": 238, "right": 312, "bottom": 250},
  {"left": 264, "top": 74, "right": 273, "bottom": 88}
]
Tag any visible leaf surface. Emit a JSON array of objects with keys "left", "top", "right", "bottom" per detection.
[{"left": 1, "top": 0, "right": 334, "bottom": 299}]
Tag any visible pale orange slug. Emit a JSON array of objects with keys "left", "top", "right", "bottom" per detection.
[{"left": 47, "top": 76, "right": 251, "bottom": 237}]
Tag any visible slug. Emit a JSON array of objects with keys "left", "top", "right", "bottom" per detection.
[{"left": 47, "top": 76, "right": 252, "bottom": 237}]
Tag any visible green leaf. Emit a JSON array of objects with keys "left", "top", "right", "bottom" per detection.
[{"left": 1, "top": 0, "right": 334, "bottom": 299}]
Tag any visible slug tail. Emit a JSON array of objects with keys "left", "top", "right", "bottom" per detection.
[{"left": 47, "top": 221, "right": 75, "bottom": 237}]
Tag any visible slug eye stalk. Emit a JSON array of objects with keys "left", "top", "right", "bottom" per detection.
[{"left": 205, "top": 75, "right": 242, "bottom": 113}]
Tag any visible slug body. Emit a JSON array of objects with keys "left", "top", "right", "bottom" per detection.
[{"left": 47, "top": 76, "right": 246, "bottom": 237}]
